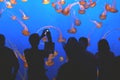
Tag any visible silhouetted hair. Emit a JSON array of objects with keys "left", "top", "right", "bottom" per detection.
[
  {"left": 98, "top": 39, "right": 110, "bottom": 52},
  {"left": 29, "top": 33, "right": 40, "bottom": 47},
  {"left": 0, "top": 34, "right": 5, "bottom": 46},
  {"left": 79, "top": 37, "right": 88, "bottom": 50}
]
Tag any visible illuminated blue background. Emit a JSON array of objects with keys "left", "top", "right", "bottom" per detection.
[{"left": 0, "top": 0, "right": 120, "bottom": 80}]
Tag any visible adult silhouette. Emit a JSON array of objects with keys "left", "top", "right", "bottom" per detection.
[
  {"left": 56, "top": 37, "right": 81, "bottom": 80},
  {"left": 0, "top": 34, "right": 19, "bottom": 80},
  {"left": 95, "top": 39, "right": 115, "bottom": 80},
  {"left": 78, "top": 37, "right": 97, "bottom": 80},
  {"left": 24, "top": 29, "right": 54, "bottom": 80}
]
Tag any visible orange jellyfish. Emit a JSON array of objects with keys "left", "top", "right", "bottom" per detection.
[
  {"left": 99, "top": 10, "right": 107, "bottom": 20},
  {"left": 53, "top": 51, "right": 58, "bottom": 57},
  {"left": 60, "top": 0, "right": 65, "bottom": 5},
  {"left": 68, "top": 23, "right": 77, "bottom": 34},
  {"left": 89, "top": 0, "right": 96, "bottom": 7},
  {"left": 109, "top": 0, "right": 118, "bottom": 13},
  {"left": 52, "top": 2, "right": 56, "bottom": 8},
  {"left": 62, "top": 5, "right": 71, "bottom": 16},
  {"left": 10, "top": 0, "right": 17, "bottom": 4},
  {"left": 6, "top": 1, "right": 13, "bottom": 8},
  {"left": 79, "top": 0, "right": 86, "bottom": 5},
  {"left": 84, "top": 3, "right": 90, "bottom": 9},
  {"left": 19, "top": 9, "right": 29, "bottom": 20},
  {"left": 42, "top": 36, "right": 48, "bottom": 42},
  {"left": 105, "top": 4, "right": 111, "bottom": 11},
  {"left": 42, "top": 0, "right": 50, "bottom": 4},
  {"left": 22, "top": 0, "right": 27, "bottom": 2},
  {"left": 78, "top": 4, "right": 85, "bottom": 14},
  {"left": 55, "top": 2, "right": 63, "bottom": 13},
  {"left": 11, "top": 15, "right": 17, "bottom": 20},
  {"left": 0, "top": 0, "right": 3, "bottom": 2},
  {"left": 91, "top": 20, "right": 102, "bottom": 28},
  {"left": 45, "top": 54, "right": 54, "bottom": 66},
  {"left": 17, "top": 19, "right": 30, "bottom": 36},
  {"left": 75, "top": 19, "right": 81, "bottom": 26}
]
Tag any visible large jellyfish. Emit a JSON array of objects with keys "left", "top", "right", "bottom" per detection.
[
  {"left": 109, "top": 0, "right": 118, "bottom": 13},
  {"left": 99, "top": 9, "right": 107, "bottom": 20}
]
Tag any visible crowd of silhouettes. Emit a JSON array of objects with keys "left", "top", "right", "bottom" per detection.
[{"left": 0, "top": 29, "right": 120, "bottom": 80}]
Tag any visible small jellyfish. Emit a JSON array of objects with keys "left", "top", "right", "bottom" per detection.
[
  {"left": 55, "top": 2, "right": 63, "bottom": 13},
  {"left": 84, "top": 3, "right": 90, "bottom": 9},
  {"left": 53, "top": 51, "right": 58, "bottom": 57},
  {"left": 91, "top": 20, "right": 102, "bottom": 28},
  {"left": 0, "top": 0, "right": 3, "bottom": 2},
  {"left": 75, "top": 19, "right": 81, "bottom": 26},
  {"left": 58, "top": 35, "right": 66, "bottom": 42},
  {"left": 11, "top": 15, "right": 17, "bottom": 20},
  {"left": 59, "top": 56, "right": 64, "bottom": 62},
  {"left": 45, "top": 59, "right": 54, "bottom": 66},
  {"left": 42, "top": 0, "right": 50, "bottom": 4},
  {"left": 79, "top": 0, "right": 86, "bottom": 5},
  {"left": 68, "top": 24, "right": 77, "bottom": 34},
  {"left": 78, "top": 4, "right": 85, "bottom": 14},
  {"left": 62, "top": 5, "right": 71, "bottom": 16},
  {"left": 52, "top": 2, "right": 56, "bottom": 8},
  {"left": 60, "top": 0, "right": 65, "bottom": 5},
  {"left": 22, "top": 0, "right": 27, "bottom": 2},
  {"left": 109, "top": 0, "right": 118, "bottom": 13},
  {"left": 22, "top": 29, "right": 30, "bottom": 36},
  {"left": 6, "top": 1, "right": 13, "bottom": 8},
  {"left": 99, "top": 10, "right": 107, "bottom": 20},
  {"left": 89, "top": 0, "right": 96, "bottom": 7},
  {"left": 105, "top": 4, "right": 111, "bottom": 11},
  {"left": 19, "top": 9, "right": 29, "bottom": 20},
  {"left": 10, "top": 0, "right": 17, "bottom": 4}
]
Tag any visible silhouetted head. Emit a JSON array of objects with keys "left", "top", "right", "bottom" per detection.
[
  {"left": 98, "top": 39, "right": 110, "bottom": 52},
  {"left": 79, "top": 37, "right": 88, "bottom": 50},
  {"left": 65, "top": 37, "right": 79, "bottom": 62},
  {"left": 0, "top": 34, "right": 5, "bottom": 46},
  {"left": 29, "top": 33, "right": 40, "bottom": 48}
]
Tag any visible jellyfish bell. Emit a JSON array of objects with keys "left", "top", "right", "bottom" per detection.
[
  {"left": 109, "top": 7, "right": 118, "bottom": 13},
  {"left": 12, "top": 16, "right": 17, "bottom": 20},
  {"left": 89, "top": 2, "right": 96, "bottom": 7},
  {"left": 58, "top": 36, "right": 66, "bottom": 42},
  {"left": 59, "top": 56, "right": 64, "bottom": 62},
  {"left": 10, "top": 0, "right": 17, "bottom": 4},
  {"left": 68, "top": 27, "right": 77, "bottom": 34},
  {"left": 0, "top": 0, "right": 3, "bottom": 2},
  {"left": 52, "top": 2, "right": 56, "bottom": 8},
  {"left": 6, "top": 1, "right": 13, "bottom": 8},
  {"left": 99, "top": 13, "right": 107, "bottom": 20},
  {"left": 42, "top": 0, "right": 50, "bottom": 4},
  {"left": 62, "top": 6, "right": 70, "bottom": 16},
  {"left": 22, "top": 16, "right": 29, "bottom": 20},
  {"left": 78, "top": 9, "right": 85, "bottom": 14},
  {"left": 22, "top": 29, "right": 30, "bottom": 36},
  {"left": 22, "top": 0, "right": 27, "bottom": 2},
  {"left": 45, "top": 59, "right": 54, "bottom": 66},
  {"left": 75, "top": 19, "right": 81, "bottom": 26},
  {"left": 79, "top": 1, "right": 86, "bottom": 5},
  {"left": 60, "top": 0, "right": 65, "bottom": 5},
  {"left": 105, "top": 4, "right": 111, "bottom": 11}
]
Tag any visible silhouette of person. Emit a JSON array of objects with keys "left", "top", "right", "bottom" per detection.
[
  {"left": 0, "top": 34, "right": 19, "bottom": 80},
  {"left": 95, "top": 39, "right": 115, "bottom": 80},
  {"left": 56, "top": 37, "right": 81, "bottom": 80},
  {"left": 78, "top": 37, "right": 97, "bottom": 80},
  {"left": 24, "top": 29, "right": 54, "bottom": 80}
]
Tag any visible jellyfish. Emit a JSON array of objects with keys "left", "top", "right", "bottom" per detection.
[
  {"left": 62, "top": 5, "right": 71, "bottom": 16},
  {"left": 84, "top": 2, "right": 90, "bottom": 9},
  {"left": 78, "top": 4, "right": 85, "bottom": 14},
  {"left": 89, "top": 0, "right": 96, "bottom": 7},
  {"left": 59, "top": 56, "right": 64, "bottom": 62},
  {"left": 55, "top": 1, "right": 63, "bottom": 13},
  {"left": 91, "top": 20, "right": 102, "bottom": 28},
  {"left": 19, "top": 9, "right": 29, "bottom": 20},
  {"left": 53, "top": 51, "right": 58, "bottom": 57},
  {"left": 0, "top": 0, "right": 3, "bottom": 2},
  {"left": 52, "top": 2, "right": 56, "bottom": 8},
  {"left": 105, "top": 4, "right": 111, "bottom": 11},
  {"left": 11, "top": 15, "right": 17, "bottom": 20},
  {"left": 17, "top": 19, "right": 30, "bottom": 36},
  {"left": 5, "top": 1, "right": 13, "bottom": 8},
  {"left": 79, "top": 0, "right": 86, "bottom": 5},
  {"left": 10, "top": 0, "right": 17, "bottom": 4},
  {"left": 109, "top": 0, "right": 118, "bottom": 13},
  {"left": 99, "top": 10, "right": 107, "bottom": 20},
  {"left": 60, "top": 0, "right": 65, "bottom": 5},
  {"left": 42, "top": 0, "right": 50, "bottom": 4},
  {"left": 22, "top": 0, "right": 27, "bottom": 2},
  {"left": 68, "top": 23, "right": 77, "bottom": 34},
  {"left": 45, "top": 54, "right": 54, "bottom": 66},
  {"left": 42, "top": 36, "right": 48, "bottom": 42}
]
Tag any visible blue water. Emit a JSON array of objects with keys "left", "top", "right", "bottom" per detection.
[{"left": 0, "top": 0, "right": 120, "bottom": 80}]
